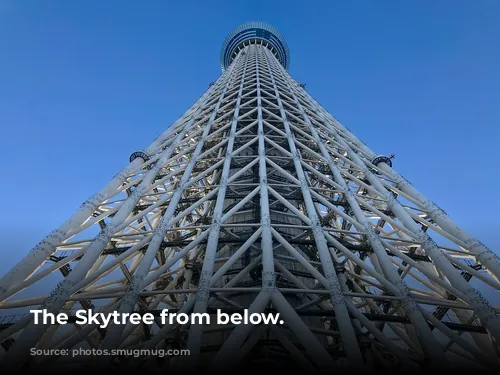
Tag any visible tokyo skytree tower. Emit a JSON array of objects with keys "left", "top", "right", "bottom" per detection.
[{"left": 0, "top": 21, "right": 499, "bottom": 372}]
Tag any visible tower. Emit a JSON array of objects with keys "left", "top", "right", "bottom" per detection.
[{"left": 0, "top": 21, "right": 499, "bottom": 371}]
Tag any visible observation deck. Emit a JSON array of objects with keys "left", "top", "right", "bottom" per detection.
[{"left": 220, "top": 21, "right": 290, "bottom": 72}]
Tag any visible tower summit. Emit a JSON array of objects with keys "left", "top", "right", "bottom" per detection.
[
  {"left": 0, "top": 22, "right": 499, "bottom": 372},
  {"left": 220, "top": 21, "right": 290, "bottom": 71}
]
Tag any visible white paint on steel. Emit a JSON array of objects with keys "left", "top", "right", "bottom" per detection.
[{"left": 0, "top": 24, "right": 499, "bottom": 372}]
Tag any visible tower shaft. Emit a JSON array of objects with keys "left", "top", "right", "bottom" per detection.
[{"left": 0, "top": 22, "right": 499, "bottom": 372}]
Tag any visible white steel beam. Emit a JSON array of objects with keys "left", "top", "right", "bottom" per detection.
[{"left": 262, "top": 47, "right": 364, "bottom": 368}]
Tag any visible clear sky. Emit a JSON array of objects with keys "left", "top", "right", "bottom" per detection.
[{"left": 0, "top": 0, "right": 499, "bottom": 277}]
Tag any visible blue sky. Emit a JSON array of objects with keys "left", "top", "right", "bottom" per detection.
[{"left": 0, "top": 0, "right": 499, "bottom": 277}]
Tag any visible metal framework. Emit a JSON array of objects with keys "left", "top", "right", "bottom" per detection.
[{"left": 0, "top": 22, "right": 499, "bottom": 372}]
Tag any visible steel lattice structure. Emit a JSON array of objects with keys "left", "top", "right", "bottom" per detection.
[{"left": 1, "top": 22, "right": 500, "bottom": 372}]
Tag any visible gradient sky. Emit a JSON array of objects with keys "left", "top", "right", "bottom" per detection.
[{"left": 0, "top": 0, "right": 499, "bottom": 279}]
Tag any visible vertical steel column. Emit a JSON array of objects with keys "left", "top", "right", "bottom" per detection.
[
  {"left": 287, "top": 79, "right": 500, "bottom": 282},
  {"left": 320, "top": 119, "right": 500, "bottom": 344},
  {"left": 94, "top": 61, "right": 239, "bottom": 357},
  {"left": 261, "top": 47, "right": 364, "bottom": 368},
  {"left": 378, "top": 162, "right": 500, "bottom": 282},
  {"left": 0, "top": 81, "right": 220, "bottom": 298},
  {"left": 0, "top": 59, "right": 238, "bottom": 370},
  {"left": 209, "top": 44, "right": 276, "bottom": 368},
  {"left": 255, "top": 45, "right": 335, "bottom": 370},
  {"left": 255, "top": 45, "right": 276, "bottom": 295},
  {"left": 185, "top": 48, "right": 249, "bottom": 364},
  {"left": 273, "top": 51, "right": 447, "bottom": 366}
]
